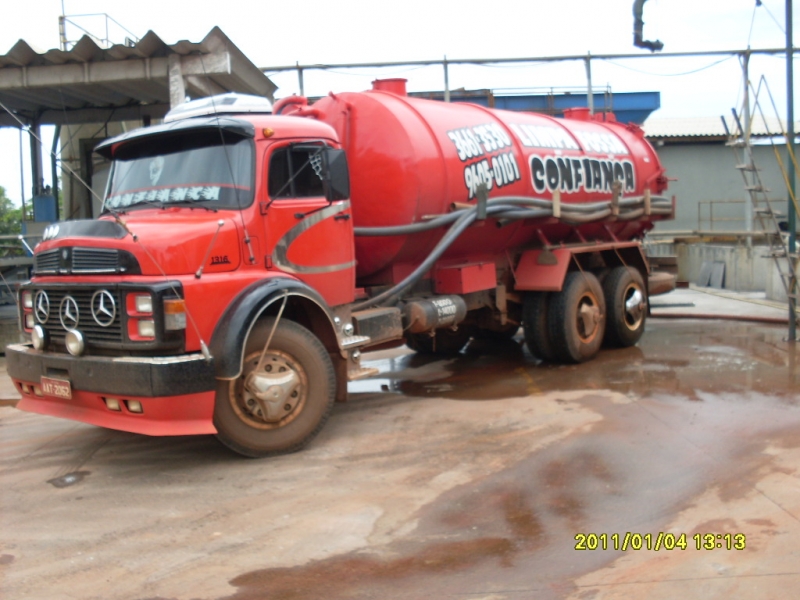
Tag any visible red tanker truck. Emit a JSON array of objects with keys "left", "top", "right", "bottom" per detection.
[{"left": 6, "top": 79, "right": 674, "bottom": 457}]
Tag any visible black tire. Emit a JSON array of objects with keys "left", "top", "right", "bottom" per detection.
[
  {"left": 522, "top": 292, "right": 557, "bottom": 362},
  {"left": 547, "top": 271, "right": 606, "bottom": 363},
  {"left": 405, "top": 327, "right": 473, "bottom": 355},
  {"left": 213, "top": 318, "right": 335, "bottom": 458},
  {"left": 593, "top": 267, "right": 611, "bottom": 286},
  {"left": 603, "top": 266, "right": 647, "bottom": 348}
]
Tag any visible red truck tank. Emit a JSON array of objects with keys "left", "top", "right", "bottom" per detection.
[
  {"left": 280, "top": 79, "right": 668, "bottom": 284},
  {"left": 6, "top": 82, "right": 674, "bottom": 457}
]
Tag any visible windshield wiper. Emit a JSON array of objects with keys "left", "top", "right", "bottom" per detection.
[
  {"left": 163, "top": 199, "right": 218, "bottom": 212},
  {"left": 103, "top": 196, "right": 165, "bottom": 212}
]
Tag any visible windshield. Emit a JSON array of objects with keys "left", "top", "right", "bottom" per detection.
[{"left": 103, "top": 133, "right": 254, "bottom": 212}]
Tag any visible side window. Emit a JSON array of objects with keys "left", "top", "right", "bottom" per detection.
[{"left": 268, "top": 145, "right": 325, "bottom": 199}]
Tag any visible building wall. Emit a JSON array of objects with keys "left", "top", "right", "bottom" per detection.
[{"left": 650, "top": 142, "right": 793, "bottom": 234}]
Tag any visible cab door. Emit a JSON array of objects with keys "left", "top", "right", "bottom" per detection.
[{"left": 263, "top": 143, "right": 355, "bottom": 306}]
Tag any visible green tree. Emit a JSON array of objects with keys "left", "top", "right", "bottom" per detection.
[{"left": 0, "top": 185, "right": 24, "bottom": 256}]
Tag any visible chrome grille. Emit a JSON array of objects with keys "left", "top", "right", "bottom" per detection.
[
  {"left": 34, "top": 249, "right": 60, "bottom": 274},
  {"left": 36, "top": 288, "right": 123, "bottom": 344},
  {"left": 34, "top": 247, "right": 128, "bottom": 275},
  {"left": 72, "top": 248, "right": 119, "bottom": 273}
]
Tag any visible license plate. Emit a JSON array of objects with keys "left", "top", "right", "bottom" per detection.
[{"left": 41, "top": 376, "right": 72, "bottom": 400}]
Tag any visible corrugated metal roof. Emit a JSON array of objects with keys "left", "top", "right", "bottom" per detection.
[
  {"left": 643, "top": 115, "right": 798, "bottom": 140},
  {"left": 0, "top": 27, "right": 276, "bottom": 126}
]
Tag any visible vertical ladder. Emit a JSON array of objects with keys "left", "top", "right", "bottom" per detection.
[{"left": 724, "top": 108, "right": 798, "bottom": 310}]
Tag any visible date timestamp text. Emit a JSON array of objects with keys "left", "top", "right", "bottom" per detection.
[{"left": 574, "top": 532, "right": 746, "bottom": 551}]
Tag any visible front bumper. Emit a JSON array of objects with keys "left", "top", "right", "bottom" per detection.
[
  {"left": 6, "top": 343, "right": 215, "bottom": 397},
  {"left": 6, "top": 344, "right": 218, "bottom": 436}
]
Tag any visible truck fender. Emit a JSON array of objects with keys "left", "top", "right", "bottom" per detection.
[
  {"left": 210, "top": 277, "right": 339, "bottom": 381},
  {"left": 513, "top": 243, "right": 649, "bottom": 292}
]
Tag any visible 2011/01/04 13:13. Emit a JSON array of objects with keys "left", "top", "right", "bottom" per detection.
[{"left": 574, "top": 532, "right": 747, "bottom": 551}]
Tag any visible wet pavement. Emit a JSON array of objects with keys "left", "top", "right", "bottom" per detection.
[{"left": 1, "top": 292, "right": 799, "bottom": 599}]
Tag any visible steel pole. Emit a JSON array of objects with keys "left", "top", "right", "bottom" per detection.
[
  {"left": 297, "top": 63, "right": 304, "bottom": 97},
  {"left": 743, "top": 51, "right": 753, "bottom": 246},
  {"left": 444, "top": 56, "right": 450, "bottom": 103},
  {"left": 585, "top": 54, "right": 594, "bottom": 114},
  {"left": 787, "top": 0, "right": 797, "bottom": 340},
  {"left": 51, "top": 124, "right": 61, "bottom": 220},
  {"left": 19, "top": 127, "right": 26, "bottom": 221}
]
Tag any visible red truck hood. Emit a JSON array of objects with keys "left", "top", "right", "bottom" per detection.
[{"left": 36, "top": 211, "right": 243, "bottom": 276}]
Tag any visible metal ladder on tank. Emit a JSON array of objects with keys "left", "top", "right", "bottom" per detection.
[{"left": 723, "top": 85, "right": 798, "bottom": 316}]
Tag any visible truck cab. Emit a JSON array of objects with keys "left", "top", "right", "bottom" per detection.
[{"left": 8, "top": 95, "right": 371, "bottom": 455}]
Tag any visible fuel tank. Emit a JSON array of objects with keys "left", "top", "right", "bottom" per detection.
[{"left": 303, "top": 79, "right": 670, "bottom": 283}]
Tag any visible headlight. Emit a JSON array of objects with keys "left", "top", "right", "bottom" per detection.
[
  {"left": 31, "top": 325, "right": 48, "bottom": 350},
  {"left": 134, "top": 294, "right": 153, "bottom": 314},
  {"left": 65, "top": 330, "right": 85, "bottom": 356},
  {"left": 137, "top": 319, "right": 156, "bottom": 338}
]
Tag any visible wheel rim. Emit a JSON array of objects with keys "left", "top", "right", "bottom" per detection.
[
  {"left": 622, "top": 283, "right": 645, "bottom": 331},
  {"left": 229, "top": 349, "right": 308, "bottom": 430},
  {"left": 577, "top": 291, "right": 603, "bottom": 344}
]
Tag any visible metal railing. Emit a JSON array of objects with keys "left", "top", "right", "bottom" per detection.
[
  {"left": 697, "top": 198, "right": 787, "bottom": 232},
  {"left": 261, "top": 47, "right": 793, "bottom": 108},
  {"left": 58, "top": 13, "right": 139, "bottom": 51}
]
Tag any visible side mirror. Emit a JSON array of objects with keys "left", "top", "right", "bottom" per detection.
[{"left": 321, "top": 148, "right": 350, "bottom": 202}]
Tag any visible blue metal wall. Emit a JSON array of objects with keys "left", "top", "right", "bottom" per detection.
[{"left": 411, "top": 91, "right": 661, "bottom": 125}]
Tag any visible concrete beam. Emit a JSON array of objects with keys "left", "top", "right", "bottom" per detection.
[
  {"left": 185, "top": 75, "right": 228, "bottom": 99},
  {"left": 0, "top": 50, "right": 236, "bottom": 92},
  {"left": 0, "top": 103, "right": 170, "bottom": 127}
]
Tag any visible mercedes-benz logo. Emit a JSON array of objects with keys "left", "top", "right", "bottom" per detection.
[
  {"left": 91, "top": 290, "right": 116, "bottom": 327},
  {"left": 59, "top": 296, "right": 80, "bottom": 330},
  {"left": 34, "top": 291, "right": 50, "bottom": 324}
]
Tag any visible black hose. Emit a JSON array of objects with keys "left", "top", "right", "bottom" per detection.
[
  {"left": 353, "top": 210, "right": 467, "bottom": 236},
  {"left": 351, "top": 194, "right": 673, "bottom": 309},
  {"left": 353, "top": 202, "right": 556, "bottom": 309},
  {"left": 353, "top": 195, "right": 671, "bottom": 236},
  {"left": 352, "top": 208, "right": 478, "bottom": 310}
]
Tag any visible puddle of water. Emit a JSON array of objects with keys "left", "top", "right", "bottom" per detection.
[
  {"left": 347, "top": 378, "right": 395, "bottom": 394},
  {"left": 350, "top": 322, "right": 800, "bottom": 403}
]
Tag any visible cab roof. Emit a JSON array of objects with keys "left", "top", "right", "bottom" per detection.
[{"left": 95, "top": 113, "right": 338, "bottom": 159}]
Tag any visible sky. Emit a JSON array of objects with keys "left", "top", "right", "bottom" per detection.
[{"left": 0, "top": 0, "right": 796, "bottom": 206}]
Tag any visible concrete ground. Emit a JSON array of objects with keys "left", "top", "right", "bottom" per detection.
[{"left": 1, "top": 289, "right": 799, "bottom": 600}]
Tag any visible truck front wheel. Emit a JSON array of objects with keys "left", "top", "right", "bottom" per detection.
[
  {"left": 213, "top": 318, "right": 336, "bottom": 457},
  {"left": 547, "top": 271, "right": 606, "bottom": 363},
  {"left": 603, "top": 266, "right": 647, "bottom": 347}
]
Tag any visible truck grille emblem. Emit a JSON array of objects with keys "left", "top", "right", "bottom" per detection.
[
  {"left": 91, "top": 290, "right": 117, "bottom": 327},
  {"left": 59, "top": 296, "right": 80, "bottom": 330},
  {"left": 34, "top": 291, "right": 50, "bottom": 323}
]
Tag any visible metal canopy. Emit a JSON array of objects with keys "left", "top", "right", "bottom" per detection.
[{"left": 0, "top": 26, "right": 277, "bottom": 127}]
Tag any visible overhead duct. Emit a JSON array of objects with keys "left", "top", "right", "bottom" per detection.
[{"left": 633, "top": 0, "right": 664, "bottom": 52}]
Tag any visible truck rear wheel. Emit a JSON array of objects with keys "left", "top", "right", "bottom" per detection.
[
  {"left": 213, "top": 318, "right": 335, "bottom": 457},
  {"left": 405, "top": 327, "right": 472, "bottom": 355},
  {"left": 603, "top": 266, "right": 647, "bottom": 347},
  {"left": 523, "top": 292, "right": 557, "bottom": 362},
  {"left": 547, "top": 271, "right": 606, "bottom": 363}
]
